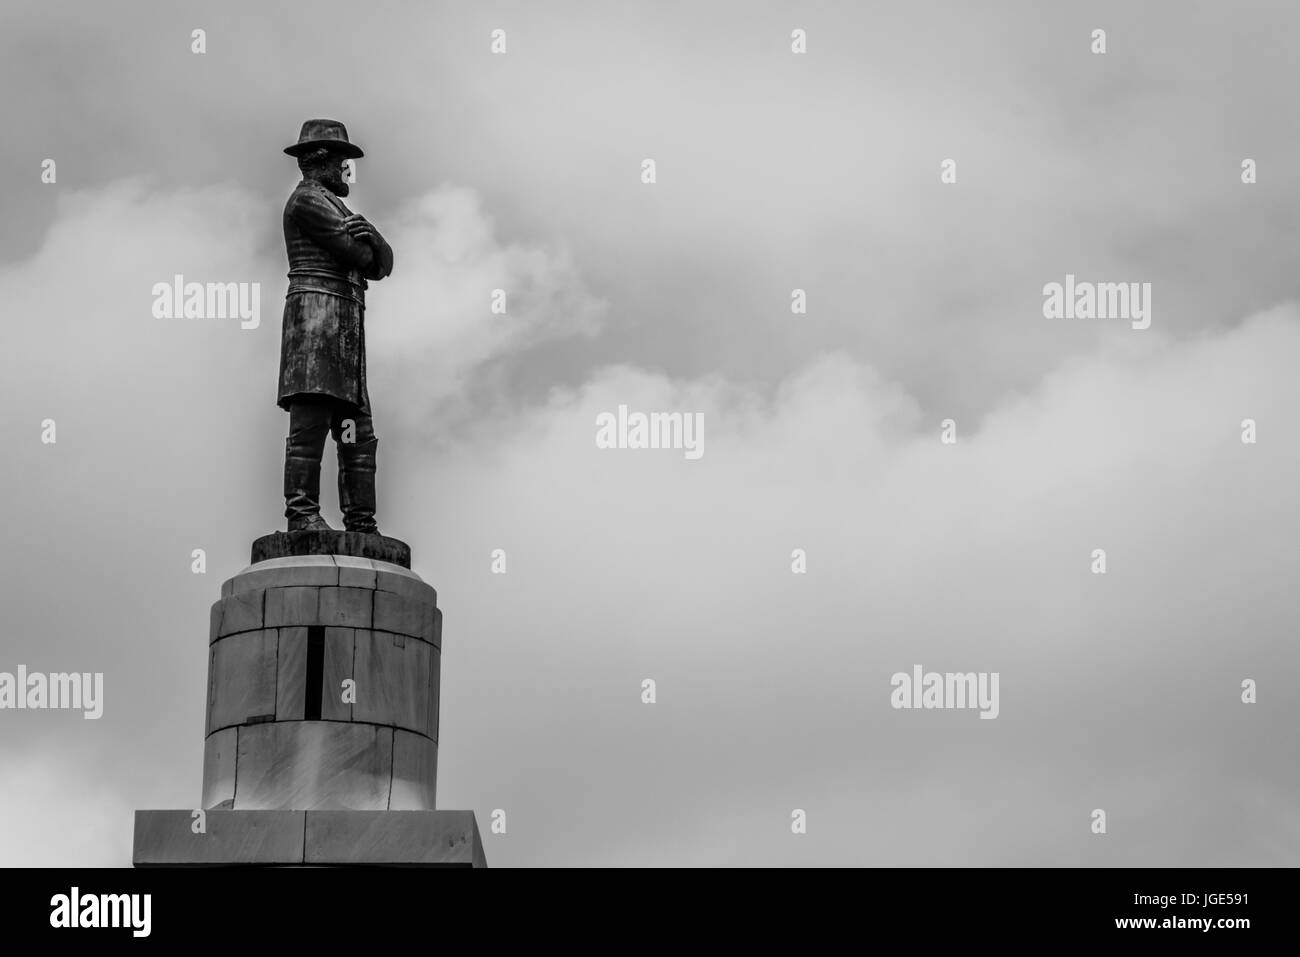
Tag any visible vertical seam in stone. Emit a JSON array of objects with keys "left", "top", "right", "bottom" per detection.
[
  {"left": 272, "top": 626, "right": 280, "bottom": 719},
  {"left": 305, "top": 627, "right": 325, "bottom": 721},
  {"left": 206, "top": 644, "right": 215, "bottom": 737},
  {"left": 386, "top": 726, "right": 395, "bottom": 810},
  {"left": 350, "top": 623, "right": 359, "bottom": 722},
  {"left": 231, "top": 725, "right": 240, "bottom": 809}
]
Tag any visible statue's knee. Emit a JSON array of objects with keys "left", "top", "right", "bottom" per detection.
[{"left": 287, "top": 425, "right": 329, "bottom": 457}]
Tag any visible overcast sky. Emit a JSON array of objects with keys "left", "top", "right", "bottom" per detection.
[{"left": 1, "top": 0, "right": 1298, "bottom": 866}]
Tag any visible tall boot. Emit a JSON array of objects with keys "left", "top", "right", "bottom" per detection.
[
  {"left": 338, "top": 436, "right": 380, "bottom": 535},
  {"left": 284, "top": 444, "right": 335, "bottom": 532}
]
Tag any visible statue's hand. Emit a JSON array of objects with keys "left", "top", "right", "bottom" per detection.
[{"left": 344, "top": 215, "right": 378, "bottom": 244}]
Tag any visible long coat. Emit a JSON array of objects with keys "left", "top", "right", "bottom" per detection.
[{"left": 277, "top": 180, "right": 391, "bottom": 413}]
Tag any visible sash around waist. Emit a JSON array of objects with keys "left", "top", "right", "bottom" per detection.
[{"left": 286, "top": 270, "right": 366, "bottom": 305}]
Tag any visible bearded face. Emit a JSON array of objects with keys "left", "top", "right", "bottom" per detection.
[
  {"left": 301, "top": 149, "right": 351, "bottom": 196},
  {"left": 320, "top": 153, "right": 350, "bottom": 196}
]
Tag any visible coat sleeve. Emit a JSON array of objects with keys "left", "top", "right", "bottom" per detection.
[
  {"left": 288, "top": 189, "right": 374, "bottom": 271},
  {"left": 362, "top": 232, "right": 394, "bottom": 281}
]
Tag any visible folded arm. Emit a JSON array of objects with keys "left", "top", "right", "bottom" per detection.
[
  {"left": 345, "top": 217, "right": 394, "bottom": 281},
  {"left": 290, "top": 189, "right": 376, "bottom": 271}
]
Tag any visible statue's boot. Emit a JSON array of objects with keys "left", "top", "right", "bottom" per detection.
[
  {"left": 338, "top": 437, "right": 380, "bottom": 535},
  {"left": 284, "top": 447, "right": 336, "bottom": 533}
]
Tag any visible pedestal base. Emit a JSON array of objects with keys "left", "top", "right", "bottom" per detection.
[
  {"left": 132, "top": 809, "right": 486, "bottom": 867},
  {"left": 251, "top": 531, "right": 412, "bottom": 568}
]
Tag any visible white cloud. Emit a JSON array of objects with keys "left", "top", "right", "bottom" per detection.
[{"left": 370, "top": 185, "right": 608, "bottom": 428}]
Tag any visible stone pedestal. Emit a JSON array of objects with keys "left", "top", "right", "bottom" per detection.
[
  {"left": 132, "top": 540, "right": 485, "bottom": 867},
  {"left": 133, "top": 810, "right": 486, "bottom": 867}
]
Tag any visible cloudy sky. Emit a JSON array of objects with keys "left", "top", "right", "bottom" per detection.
[{"left": 1, "top": 0, "right": 1298, "bottom": 867}]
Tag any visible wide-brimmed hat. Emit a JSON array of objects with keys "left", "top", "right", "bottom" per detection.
[{"left": 284, "top": 118, "right": 364, "bottom": 159}]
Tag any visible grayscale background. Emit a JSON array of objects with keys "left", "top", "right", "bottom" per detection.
[{"left": 1, "top": 0, "right": 1297, "bottom": 866}]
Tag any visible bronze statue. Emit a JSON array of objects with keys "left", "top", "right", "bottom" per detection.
[{"left": 278, "top": 119, "right": 394, "bottom": 534}]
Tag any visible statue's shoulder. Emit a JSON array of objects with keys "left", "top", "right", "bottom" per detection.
[
  {"left": 285, "top": 181, "right": 348, "bottom": 221},
  {"left": 285, "top": 180, "right": 319, "bottom": 213}
]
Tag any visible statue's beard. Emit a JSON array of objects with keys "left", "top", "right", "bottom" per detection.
[
  {"left": 307, "top": 163, "right": 349, "bottom": 196},
  {"left": 323, "top": 174, "right": 349, "bottom": 197}
]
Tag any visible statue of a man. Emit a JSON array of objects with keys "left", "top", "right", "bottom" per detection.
[{"left": 278, "top": 119, "right": 394, "bottom": 534}]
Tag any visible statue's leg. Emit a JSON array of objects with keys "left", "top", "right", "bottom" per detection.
[
  {"left": 334, "top": 405, "right": 379, "bottom": 535},
  {"left": 284, "top": 397, "right": 335, "bottom": 532}
]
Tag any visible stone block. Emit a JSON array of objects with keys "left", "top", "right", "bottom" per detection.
[
  {"left": 234, "top": 722, "right": 393, "bottom": 811},
  {"left": 374, "top": 563, "right": 438, "bottom": 606},
  {"left": 134, "top": 810, "right": 485, "bottom": 867},
  {"left": 133, "top": 809, "right": 306, "bottom": 866},
  {"left": 227, "top": 556, "right": 339, "bottom": 596},
  {"left": 275, "top": 627, "right": 308, "bottom": 721},
  {"left": 202, "top": 726, "right": 238, "bottom": 810},
  {"left": 304, "top": 811, "right": 485, "bottom": 867},
  {"left": 390, "top": 730, "right": 437, "bottom": 810},
  {"left": 322, "top": 627, "right": 355, "bottom": 721},
  {"left": 334, "top": 554, "right": 378, "bottom": 590},
  {"left": 264, "top": 585, "right": 321, "bottom": 627},
  {"left": 207, "top": 630, "right": 277, "bottom": 734},
  {"left": 354, "top": 630, "right": 430, "bottom": 734},
  {"left": 318, "top": 586, "right": 373, "bottom": 628},
  {"left": 275, "top": 626, "right": 353, "bottom": 721},
  {"left": 212, "top": 590, "right": 264, "bottom": 640},
  {"left": 373, "top": 589, "right": 433, "bottom": 640}
]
